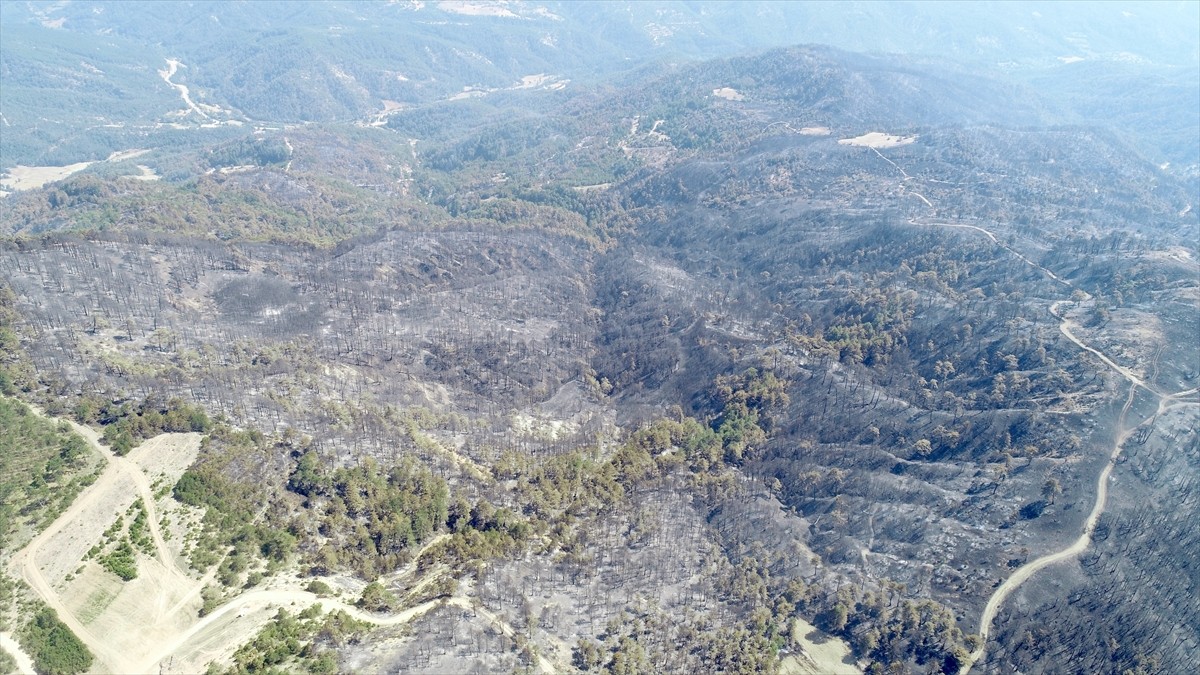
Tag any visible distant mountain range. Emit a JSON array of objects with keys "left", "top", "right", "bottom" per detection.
[{"left": 2, "top": 0, "right": 1197, "bottom": 168}]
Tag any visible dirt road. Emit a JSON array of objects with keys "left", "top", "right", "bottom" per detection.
[
  {"left": 7, "top": 417, "right": 534, "bottom": 674},
  {"left": 0, "top": 631, "right": 36, "bottom": 675},
  {"left": 143, "top": 589, "right": 446, "bottom": 673},
  {"left": 158, "top": 58, "right": 211, "bottom": 120},
  {"left": 62, "top": 420, "right": 195, "bottom": 581},
  {"left": 1050, "top": 300, "right": 1156, "bottom": 394},
  {"left": 916, "top": 220, "right": 1072, "bottom": 286},
  {"left": 963, "top": 384, "right": 1197, "bottom": 673},
  {"left": 9, "top": 446, "right": 140, "bottom": 672},
  {"left": 934, "top": 219, "right": 1193, "bottom": 674}
]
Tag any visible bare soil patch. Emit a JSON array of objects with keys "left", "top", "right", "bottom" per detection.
[
  {"left": 437, "top": 1, "right": 519, "bottom": 17},
  {"left": 572, "top": 182, "right": 611, "bottom": 193},
  {"left": 838, "top": 132, "right": 917, "bottom": 148},
  {"left": 2, "top": 148, "right": 151, "bottom": 193},
  {"left": 106, "top": 149, "right": 150, "bottom": 163},
  {"left": 0, "top": 163, "right": 94, "bottom": 191},
  {"left": 779, "top": 617, "right": 860, "bottom": 675},
  {"left": 125, "top": 165, "right": 161, "bottom": 181},
  {"left": 0, "top": 632, "right": 36, "bottom": 675}
]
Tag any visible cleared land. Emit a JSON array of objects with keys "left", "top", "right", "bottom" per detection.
[
  {"left": 7, "top": 423, "right": 498, "bottom": 674},
  {"left": 779, "top": 617, "right": 860, "bottom": 675},
  {"left": 1, "top": 149, "right": 150, "bottom": 193},
  {"left": 7, "top": 416, "right": 203, "bottom": 673},
  {"left": 838, "top": 132, "right": 917, "bottom": 148},
  {"left": 0, "top": 162, "right": 93, "bottom": 192}
]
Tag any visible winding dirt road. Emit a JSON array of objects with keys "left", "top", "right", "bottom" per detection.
[
  {"left": 964, "top": 384, "right": 1197, "bottom": 673},
  {"left": 924, "top": 219, "right": 1195, "bottom": 674},
  {"left": 143, "top": 590, "right": 443, "bottom": 674},
  {"left": 867, "top": 143, "right": 1199, "bottom": 670},
  {"left": 965, "top": 384, "right": 1135, "bottom": 671},
  {"left": 158, "top": 59, "right": 211, "bottom": 121}
]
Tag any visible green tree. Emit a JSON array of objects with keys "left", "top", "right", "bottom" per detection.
[
  {"left": 356, "top": 582, "right": 395, "bottom": 612},
  {"left": 19, "top": 607, "right": 93, "bottom": 675}
]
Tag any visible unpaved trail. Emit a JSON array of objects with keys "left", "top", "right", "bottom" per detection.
[
  {"left": 964, "top": 384, "right": 1136, "bottom": 672},
  {"left": 869, "top": 147, "right": 933, "bottom": 208},
  {"left": 153, "top": 531, "right": 455, "bottom": 671},
  {"left": 9, "top": 460, "right": 139, "bottom": 672},
  {"left": 158, "top": 58, "right": 211, "bottom": 120},
  {"left": 905, "top": 217, "right": 1191, "bottom": 674},
  {"left": 59, "top": 420, "right": 198, "bottom": 582},
  {"left": 1050, "top": 300, "right": 1157, "bottom": 394},
  {"left": 164, "top": 564, "right": 220, "bottom": 619},
  {"left": 916, "top": 220, "right": 1073, "bottom": 286},
  {"left": 0, "top": 631, "right": 36, "bottom": 674},
  {"left": 7, "top": 411, "right": 152, "bottom": 672},
  {"left": 143, "top": 590, "right": 446, "bottom": 673},
  {"left": 410, "top": 428, "right": 492, "bottom": 483}
]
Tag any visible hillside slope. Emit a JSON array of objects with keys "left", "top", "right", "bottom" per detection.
[{"left": 1, "top": 23, "right": 1197, "bottom": 675}]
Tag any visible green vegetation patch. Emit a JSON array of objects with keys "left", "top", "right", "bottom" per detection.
[
  {"left": 84, "top": 498, "right": 162, "bottom": 582},
  {"left": 99, "top": 541, "right": 138, "bottom": 581},
  {"left": 217, "top": 605, "right": 367, "bottom": 675},
  {"left": 81, "top": 396, "right": 211, "bottom": 456},
  {"left": 18, "top": 607, "right": 93, "bottom": 675},
  {"left": 0, "top": 396, "right": 97, "bottom": 550},
  {"left": 127, "top": 499, "right": 156, "bottom": 557},
  {"left": 289, "top": 453, "right": 449, "bottom": 579},
  {"left": 173, "top": 427, "right": 297, "bottom": 577}
]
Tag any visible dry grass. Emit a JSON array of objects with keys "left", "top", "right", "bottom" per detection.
[{"left": 778, "top": 617, "right": 860, "bottom": 674}]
